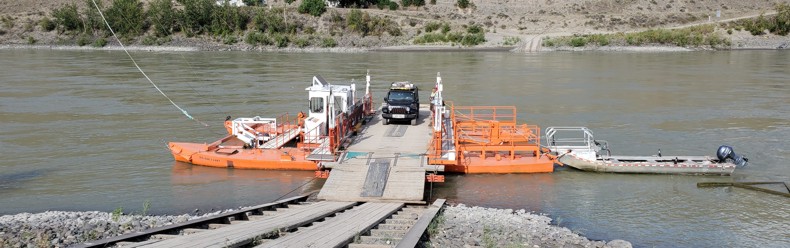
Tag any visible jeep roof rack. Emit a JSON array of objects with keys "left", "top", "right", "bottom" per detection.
[{"left": 390, "top": 81, "right": 416, "bottom": 90}]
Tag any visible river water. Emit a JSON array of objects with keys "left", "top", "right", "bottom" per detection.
[{"left": 1, "top": 49, "right": 788, "bottom": 247}]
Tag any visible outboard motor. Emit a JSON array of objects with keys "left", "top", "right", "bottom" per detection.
[{"left": 716, "top": 145, "right": 748, "bottom": 167}]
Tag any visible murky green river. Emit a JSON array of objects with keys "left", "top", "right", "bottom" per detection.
[{"left": 1, "top": 49, "right": 788, "bottom": 247}]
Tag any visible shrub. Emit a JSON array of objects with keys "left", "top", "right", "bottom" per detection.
[
  {"left": 299, "top": 0, "right": 327, "bottom": 17},
  {"left": 425, "top": 22, "right": 441, "bottom": 32},
  {"left": 253, "top": 8, "right": 288, "bottom": 34},
  {"left": 272, "top": 33, "right": 289, "bottom": 47},
  {"left": 83, "top": 0, "right": 105, "bottom": 34},
  {"left": 542, "top": 38, "right": 555, "bottom": 47},
  {"left": 401, "top": 0, "right": 425, "bottom": 7},
  {"left": 179, "top": 0, "right": 215, "bottom": 35},
  {"left": 413, "top": 33, "right": 447, "bottom": 44},
  {"left": 321, "top": 37, "right": 337, "bottom": 47},
  {"left": 457, "top": 0, "right": 470, "bottom": 9},
  {"left": 294, "top": 37, "right": 310, "bottom": 47},
  {"left": 242, "top": 0, "right": 260, "bottom": 6},
  {"left": 210, "top": 1, "right": 248, "bottom": 36},
  {"left": 441, "top": 23, "right": 451, "bottom": 34},
  {"left": 93, "top": 37, "right": 108, "bottom": 47},
  {"left": 245, "top": 31, "right": 273, "bottom": 45},
  {"left": 39, "top": 17, "right": 56, "bottom": 32},
  {"left": 77, "top": 34, "right": 91, "bottom": 46},
  {"left": 388, "top": 1, "right": 399, "bottom": 10},
  {"left": 105, "top": 0, "right": 145, "bottom": 37},
  {"left": 346, "top": 9, "right": 369, "bottom": 35},
  {"left": 222, "top": 35, "right": 237, "bottom": 44},
  {"left": 466, "top": 24, "right": 483, "bottom": 34},
  {"left": 27, "top": 36, "right": 36, "bottom": 44},
  {"left": 773, "top": 3, "right": 790, "bottom": 35},
  {"left": 148, "top": 0, "right": 176, "bottom": 37},
  {"left": 503, "top": 36, "right": 520, "bottom": 46},
  {"left": 52, "top": 4, "right": 82, "bottom": 32},
  {"left": 588, "top": 34, "right": 609, "bottom": 46},
  {"left": 461, "top": 32, "right": 485, "bottom": 46},
  {"left": 1, "top": 15, "right": 13, "bottom": 30},
  {"left": 569, "top": 37, "right": 587, "bottom": 47}
]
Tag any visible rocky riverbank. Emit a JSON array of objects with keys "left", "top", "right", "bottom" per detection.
[
  {"left": 427, "top": 204, "right": 631, "bottom": 248},
  {"left": 0, "top": 210, "right": 210, "bottom": 247},
  {"left": 0, "top": 203, "right": 631, "bottom": 248}
]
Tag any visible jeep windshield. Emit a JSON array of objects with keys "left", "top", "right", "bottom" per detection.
[{"left": 387, "top": 91, "right": 414, "bottom": 103}]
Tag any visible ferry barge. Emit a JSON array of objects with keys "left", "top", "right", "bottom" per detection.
[{"left": 168, "top": 73, "right": 555, "bottom": 174}]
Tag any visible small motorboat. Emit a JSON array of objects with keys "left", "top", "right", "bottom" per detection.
[{"left": 545, "top": 127, "right": 748, "bottom": 175}]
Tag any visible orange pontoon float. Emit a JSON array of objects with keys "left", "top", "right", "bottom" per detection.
[
  {"left": 425, "top": 73, "right": 554, "bottom": 173},
  {"left": 169, "top": 74, "right": 374, "bottom": 170}
]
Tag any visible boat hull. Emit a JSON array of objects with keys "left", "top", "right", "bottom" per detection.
[
  {"left": 558, "top": 154, "right": 736, "bottom": 175},
  {"left": 169, "top": 142, "right": 318, "bottom": 170}
]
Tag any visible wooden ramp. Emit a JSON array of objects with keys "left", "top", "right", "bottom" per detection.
[
  {"left": 260, "top": 128, "right": 301, "bottom": 149},
  {"left": 256, "top": 202, "right": 403, "bottom": 248},
  {"left": 318, "top": 108, "right": 435, "bottom": 203},
  {"left": 138, "top": 201, "right": 356, "bottom": 248}
]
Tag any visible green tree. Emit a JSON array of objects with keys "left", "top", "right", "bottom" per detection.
[
  {"left": 148, "top": 0, "right": 176, "bottom": 37},
  {"left": 401, "top": 0, "right": 425, "bottom": 7},
  {"left": 105, "top": 0, "right": 145, "bottom": 37},
  {"left": 253, "top": 8, "right": 287, "bottom": 34},
  {"left": 211, "top": 1, "right": 248, "bottom": 36},
  {"left": 179, "top": 0, "right": 215, "bottom": 35},
  {"left": 457, "top": 0, "right": 469, "bottom": 9},
  {"left": 346, "top": 9, "right": 369, "bottom": 35},
  {"left": 83, "top": 0, "right": 105, "bottom": 34},
  {"left": 52, "top": 3, "right": 82, "bottom": 33},
  {"left": 299, "top": 0, "right": 327, "bottom": 17}
]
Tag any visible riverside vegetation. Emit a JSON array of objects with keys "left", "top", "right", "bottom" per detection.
[
  {"left": 2, "top": 0, "right": 787, "bottom": 50},
  {"left": 27, "top": 0, "right": 487, "bottom": 49},
  {"left": 543, "top": 3, "right": 790, "bottom": 49}
]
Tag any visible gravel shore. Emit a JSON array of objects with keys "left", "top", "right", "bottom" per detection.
[
  {"left": 427, "top": 204, "right": 631, "bottom": 248},
  {"left": 0, "top": 210, "right": 215, "bottom": 247},
  {"left": 0, "top": 203, "right": 630, "bottom": 248}
]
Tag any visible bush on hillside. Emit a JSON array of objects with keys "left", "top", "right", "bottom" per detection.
[
  {"left": 39, "top": 17, "right": 56, "bottom": 32},
  {"left": 401, "top": 0, "right": 424, "bottom": 7},
  {"left": 773, "top": 3, "right": 790, "bottom": 35},
  {"left": 52, "top": 4, "right": 82, "bottom": 32},
  {"left": 106, "top": 0, "right": 145, "bottom": 37},
  {"left": 83, "top": 0, "right": 105, "bottom": 34},
  {"left": 178, "top": 0, "right": 215, "bottom": 35},
  {"left": 299, "top": 0, "right": 327, "bottom": 17},
  {"left": 210, "top": 1, "right": 248, "bottom": 36},
  {"left": 346, "top": 9, "right": 368, "bottom": 35},
  {"left": 457, "top": 0, "right": 470, "bottom": 9},
  {"left": 253, "top": 8, "right": 292, "bottom": 34},
  {"left": 148, "top": 0, "right": 177, "bottom": 37}
]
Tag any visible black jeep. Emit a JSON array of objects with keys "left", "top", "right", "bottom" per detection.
[{"left": 382, "top": 82, "right": 419, "bottom": 125}]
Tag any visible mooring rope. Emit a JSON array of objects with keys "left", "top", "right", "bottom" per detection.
[{"left": 90, "top": 0, "right": 208, "bottom": 127}]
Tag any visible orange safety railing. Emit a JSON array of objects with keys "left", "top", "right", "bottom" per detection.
[{"left": 429, "top": 104, "right": 545, "bottom": 163}]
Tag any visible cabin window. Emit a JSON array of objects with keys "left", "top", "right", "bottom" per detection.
[{"left": 310, "top": 97, "right": 324, "bottom": 113}]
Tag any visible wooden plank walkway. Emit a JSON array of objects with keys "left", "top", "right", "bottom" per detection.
[
  {"left": 318, "top": 108, "right": 434, "bottom": 203},
  {"left": 257, "top": 202, "right": 403, "bottom": 248},
  {"left": 139, "top": 201, "right": 356, "bottom": 248}
]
